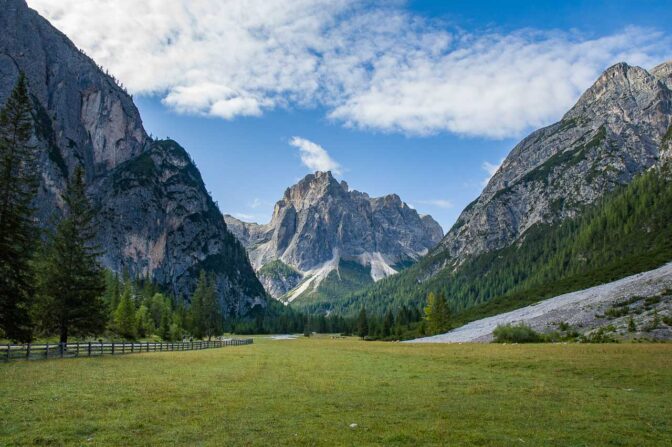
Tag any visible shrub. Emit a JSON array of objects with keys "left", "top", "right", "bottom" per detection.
[
  {"left": 492, "top": 323, "right": 543, "bottom": 343},
  {"left": 580, "top": 327, "right": 618, "bottom": 343}
]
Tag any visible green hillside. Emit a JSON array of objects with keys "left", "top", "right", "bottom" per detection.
[{"left": 303, "top": 161, "right": 672, "bottom": 321}]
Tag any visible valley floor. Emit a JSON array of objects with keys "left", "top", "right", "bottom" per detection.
[{"left": 1, "top": 337, "right": 671, "bottom": 446}]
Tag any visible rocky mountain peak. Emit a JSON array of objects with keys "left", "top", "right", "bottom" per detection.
[
  {"left": 652, "top": 60, "right": 672, "bottom": 90},
  {"left": 0, "top": 1, "right": 266, "bottom": 313},
  {"left": 281, "top": 171, "right": 346, "bottom": 208},
  {"left": 436, "top": 61, "right": 672, "bottom": 266},
  {"left": 225, "top": 173, "right": 443, "bottom": 301}
]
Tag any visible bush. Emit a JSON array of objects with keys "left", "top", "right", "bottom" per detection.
[
  {"left": 579, "top": 327, "right": 618, "bottom": 343},
  {"left": 492, "top": 323, "right": 542, "bottom": 343}
]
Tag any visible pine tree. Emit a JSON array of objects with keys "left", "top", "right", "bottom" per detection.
[
  {"left": 202, "top": 273, "right": 222, "bottom": 340},
  {"left": 189, "top": 271, "right": 207, "bottom": 339},
  {"left": 159, "top": 308, "right": 171, "bottom": 341},
  {"left": 424, "top": 291, "right": 450, "bottom": 334},
  {"left": 114, "top": 286, "right": 136, "bottom": 340},
  {"left": 628, "top": 316, "right": 637, "bottom": 333},
  {"left": 135, "top": 304, "right": 153, "bottom": 338},
  {"left": 0, "top": 73, "right": 38, "bottom": 342},
  {"left": 382, "top": 309, "right": 394, "bottom": 338},
  {"left": 34, "top": 167, "right": 107, "bottom": 343},
  {"left": 356, "top": 306, "right": 369, "bottom": 338}
]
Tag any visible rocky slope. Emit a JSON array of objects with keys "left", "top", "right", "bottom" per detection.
[
  {"left": 408, "top": 262, "right": 672, "bottom": 343},
  {"left": 225, "top": 171, "right": 443, "bottom": 301},
  {"left": 434, "top": 61, "right": 672, "bottom": 269},
  {"left": 0, "top": 0, "right": 266, "bottom": 313}
]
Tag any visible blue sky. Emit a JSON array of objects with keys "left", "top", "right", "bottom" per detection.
[{"left": 30, "top": 0, "right": 672, "bottom": 231}]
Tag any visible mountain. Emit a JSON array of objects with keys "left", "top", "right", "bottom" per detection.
[
  {"left": 224, "top": 171, "right": 443, "bottom": 302},
  {"left": 440, "top": 61, "right": 671, "bottom": 265},
  {"left": 311, "top": 60, "right": 672, "bottom": 317},
  {"left": 0, "top": 0, "right": 266, "bottom": 313}
]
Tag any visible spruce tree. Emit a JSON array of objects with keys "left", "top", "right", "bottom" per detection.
[
  {"left": 202, "top": 274, "right": 223, "bottom": 340},
  {"left": 189, "top": 271, "right": 207, "bottom": 339},
  {"left": 356, "top": 306, "right": 369, "bottom": 338},
  {"left": 135, "top": 304, "right": 153, "bottom": 338},
  {"left": 114, "top": 286, "right": 137, "bottom": 340},
  {"left": 34, "top": 167, "right": 107, "bottom": 343},
  {"left": 159, "top": 308, "right": 171, "bottom": 341},
  {"left": 382, "top": 309, "right": 394, "bottom": 338},
  {"left": 0, "top": 73, "right": 38, "bottom": 342},
  {"left": 424, "top": 291, "right": 450, "bottom": 334}
]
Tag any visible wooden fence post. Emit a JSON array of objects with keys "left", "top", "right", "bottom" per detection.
[
  {"left": 26, "top": 343, "right": 31, "bottom": 360},
  {"left": 45, "top": 343, "right": 50, "bottom": 359},
  {"left": 6, "top": 344, "right": 10, "bottom": 361},
  {"left": 111, "top": 343, "right": 115, "bottom": 355},
  {"left": 88, "top": 342, "right": 91, "bottom": 357}
]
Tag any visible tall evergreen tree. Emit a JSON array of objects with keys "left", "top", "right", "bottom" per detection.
[
  {"left": 0, "top": 73, "right": 38, "bottom": 342},
  {"left": 202, "top": 273, "right": 223, "bottom": 340},
  {"left": 356, "top": 306, "right": 369, "bottom": 338},
  {"left": 382, "top": 309, "right": 394, "bottom": 337},
  {"left": 114, "top": 285, "right": 136, "bottom": 340},
  {"left": 189, "top": 271, "right": 207, "bottom": 339},
  {"left": 424, "top": 291, "right": 450, "bottom": 334},
  {"left": 34, "top": 167, "right": 107, "bottom": 342}
]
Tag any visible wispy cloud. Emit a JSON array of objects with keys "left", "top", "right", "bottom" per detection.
[
  {"left": 29, "top": 1, "right": 672, "bottom": 138},
  {"left": 418, "top": 199, "right": 453, "bottom": 209},
  {"left": 248, "top": 198, "right": 268, "bottom": 209},
  {"left": 289, "top": 137, "right": 342, "bottom": 175},
  {"left": 232, "top": 213, "right": 260, "bottom": 223}
]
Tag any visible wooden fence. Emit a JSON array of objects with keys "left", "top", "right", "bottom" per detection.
[{"left": 1, "top": 338, "right": 253, "bottom": 362}]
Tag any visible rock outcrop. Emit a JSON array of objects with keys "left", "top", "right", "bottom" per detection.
[
  {"left": 435, "top": 61, "right": 672, "bottom": 268},
  {"left": 225, "top": 171, "right": 443, "bottom": 301},
  {"left": 0, "top": 0, "right": 266, "bottom": 312}
]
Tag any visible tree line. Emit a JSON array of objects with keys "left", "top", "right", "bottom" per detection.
[{"left": 0, "top": 74, "right": 452, "bottom": 344}]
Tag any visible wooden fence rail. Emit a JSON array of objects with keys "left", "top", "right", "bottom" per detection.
[{"left": 1, "top": 338, "right": 253, "bottom": 362}]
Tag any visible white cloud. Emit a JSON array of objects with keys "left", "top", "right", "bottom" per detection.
[
  {"left": 232, "top": 213, "right": 259, "bottom": 222},
  {"left": 419, "top": 199, "right": 453, "bottom": 209},
  {"left": 248, "top": 198, "right": 265, "bottom": 209},
  {"left": 481, "top": 159, "right": 504, "bottom": 186},
  {"left": 289, "top": 137, "right": 342, "bottom": 175},
  {"left": 28, "top": 1, "right": 672, "bottom": 138}
]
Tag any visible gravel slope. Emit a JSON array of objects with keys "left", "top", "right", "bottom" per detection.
[{"left": 407, "top": 263, "right": 672, "bottom": 343}]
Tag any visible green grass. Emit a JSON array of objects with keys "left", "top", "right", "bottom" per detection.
[{"left": 1, "top": 338, "right": 671, "bottom": 446}]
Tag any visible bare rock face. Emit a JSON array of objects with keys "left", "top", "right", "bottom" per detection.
[
  {"left": 435, "top": 61, "right": 672, "bottom": 269},
  {"left": 0, "top": 0, "right": 266, "bottom": 313},
  {"left": 225, "top": 171, "right": 444, "bottom": 301}
]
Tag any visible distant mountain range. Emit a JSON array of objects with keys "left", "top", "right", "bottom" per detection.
[
  {"left": 305, "top": 59, "right": 672, "bottom": 317},
  {"left": 0, "top": 0, "right": 266, "bottom": 314},
  {"left": 225, "top": 171, "right": 443, "bottom": 302}
]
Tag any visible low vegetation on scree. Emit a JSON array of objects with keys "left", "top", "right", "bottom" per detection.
[{"left": 1, "top": 337, "right": 671, "bottom": 446}]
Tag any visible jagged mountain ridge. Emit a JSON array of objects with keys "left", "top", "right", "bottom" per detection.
[
  {"left": 0, "top": 0, "right": 266, "bottom": 312},
  {"left": 437, "top": 61, "right": 672, "bottom": 268},
  {"left": 225, "top": 171, "right": 443, "bottom": 301},
  {"left": 312, "top": 60, "right": 672, "bottom": 317}
]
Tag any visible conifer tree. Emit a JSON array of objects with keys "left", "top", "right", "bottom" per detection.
[
  {"left": 189, "top": 271, "right": 207, "bottom": 339},
  {"left": 114, "top": 286, "right": 137, "bottom": 340},
  {"left": 0, "top": 73, "right": 38, "bottom": 342},
  {"left": 135, "top": 304, "right": 153, "bottom": 337},
  {"left": 202, "top": 274, "right": 223, "bottom": 340},
  {"left": 382, "top": 309, "right": 394, "bottom": 337},
  {"left": 159, "top": 308, "right": 171, "bottom": 341},
  {"left": 34, "top": 167, "right": 107, "bottom": 343},
  {"left": 424, "top": 291, "right": 450, "bottom": 334},
  {"left": 356, "top": 306, "right": 369, "bottom": 338}
]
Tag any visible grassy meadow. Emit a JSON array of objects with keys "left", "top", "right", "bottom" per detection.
[{"left": 1, "top": 336, "right": 671, "bottom": 446}]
